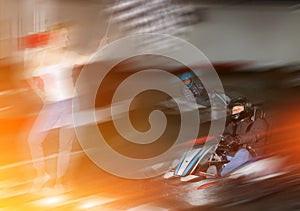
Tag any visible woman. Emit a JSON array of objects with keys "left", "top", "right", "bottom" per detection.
[{"left": 27, "top": 23, "right": 91, "bottom": 192}]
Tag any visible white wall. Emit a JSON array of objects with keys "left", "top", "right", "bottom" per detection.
[
  {"left": 4, "top": 1, "right": 299, "bottom": 63},
  {"left": 188, "top": 7, "right": 300, "bottom": 63},
  {"left": 58, "top": 5, "right": 300, "bottom": 63}
]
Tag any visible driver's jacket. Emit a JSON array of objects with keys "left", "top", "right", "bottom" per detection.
[{"left": 223, "top": 117, "right": 268, "bottom": 156}]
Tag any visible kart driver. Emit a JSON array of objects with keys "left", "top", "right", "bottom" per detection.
[
  {"left": 180, "top": 72, "right": 210, "bottom": 107},
  {"left": 217, "top": 97, "right": 268, "bottom": 177}
]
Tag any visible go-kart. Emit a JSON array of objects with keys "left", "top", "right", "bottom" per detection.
[
  {"left": 163, "top": 134, "right": 290, "bottom": 186},
  {"left": 163, "top": 135, "right": 232, "bottom": 182},
  {"left": 163, "top": 104, "right": 273, "bottom": 182}
]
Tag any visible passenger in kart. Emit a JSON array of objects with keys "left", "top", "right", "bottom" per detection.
[
  {"left": 180, "top": 72, "right": 210, "bottom": 107},
  {"left": 213, "top": 97, "right": 268, "bottom": 177}
]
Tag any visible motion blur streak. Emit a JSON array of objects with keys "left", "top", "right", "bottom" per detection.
[
  {"left": 270, "top": 103, "right": 300, "bottom": 166},
  {"left": 32, "top": 195, "right": 69, "bottom": 207},
  {"left": 0, "top": 0, "right": 300, "bottom": 210}
]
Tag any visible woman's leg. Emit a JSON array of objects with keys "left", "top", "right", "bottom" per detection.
[
  {"left": 28, "top": 103, "right": 62, "bottom": 189},
  {"left": 56, "top": 126, "right": 74, "bottom": 188},
  {"left": 28, "top": 107, "right": 50, "bottom": 176}
]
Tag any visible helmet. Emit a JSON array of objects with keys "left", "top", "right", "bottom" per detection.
[
  {"left": 180, "top": 72, "right": 194, "bottom": 88},
  {"left": 228, "top": 97, "right": 252, "bottom": 121}
]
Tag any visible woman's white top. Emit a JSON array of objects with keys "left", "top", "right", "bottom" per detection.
[{"left": 33, "top": 62, "right": 74, "bottom": 102}]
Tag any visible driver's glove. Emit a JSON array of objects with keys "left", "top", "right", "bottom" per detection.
[{"left": 222, "top": 135, "right": 240, "bottom": 150}]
